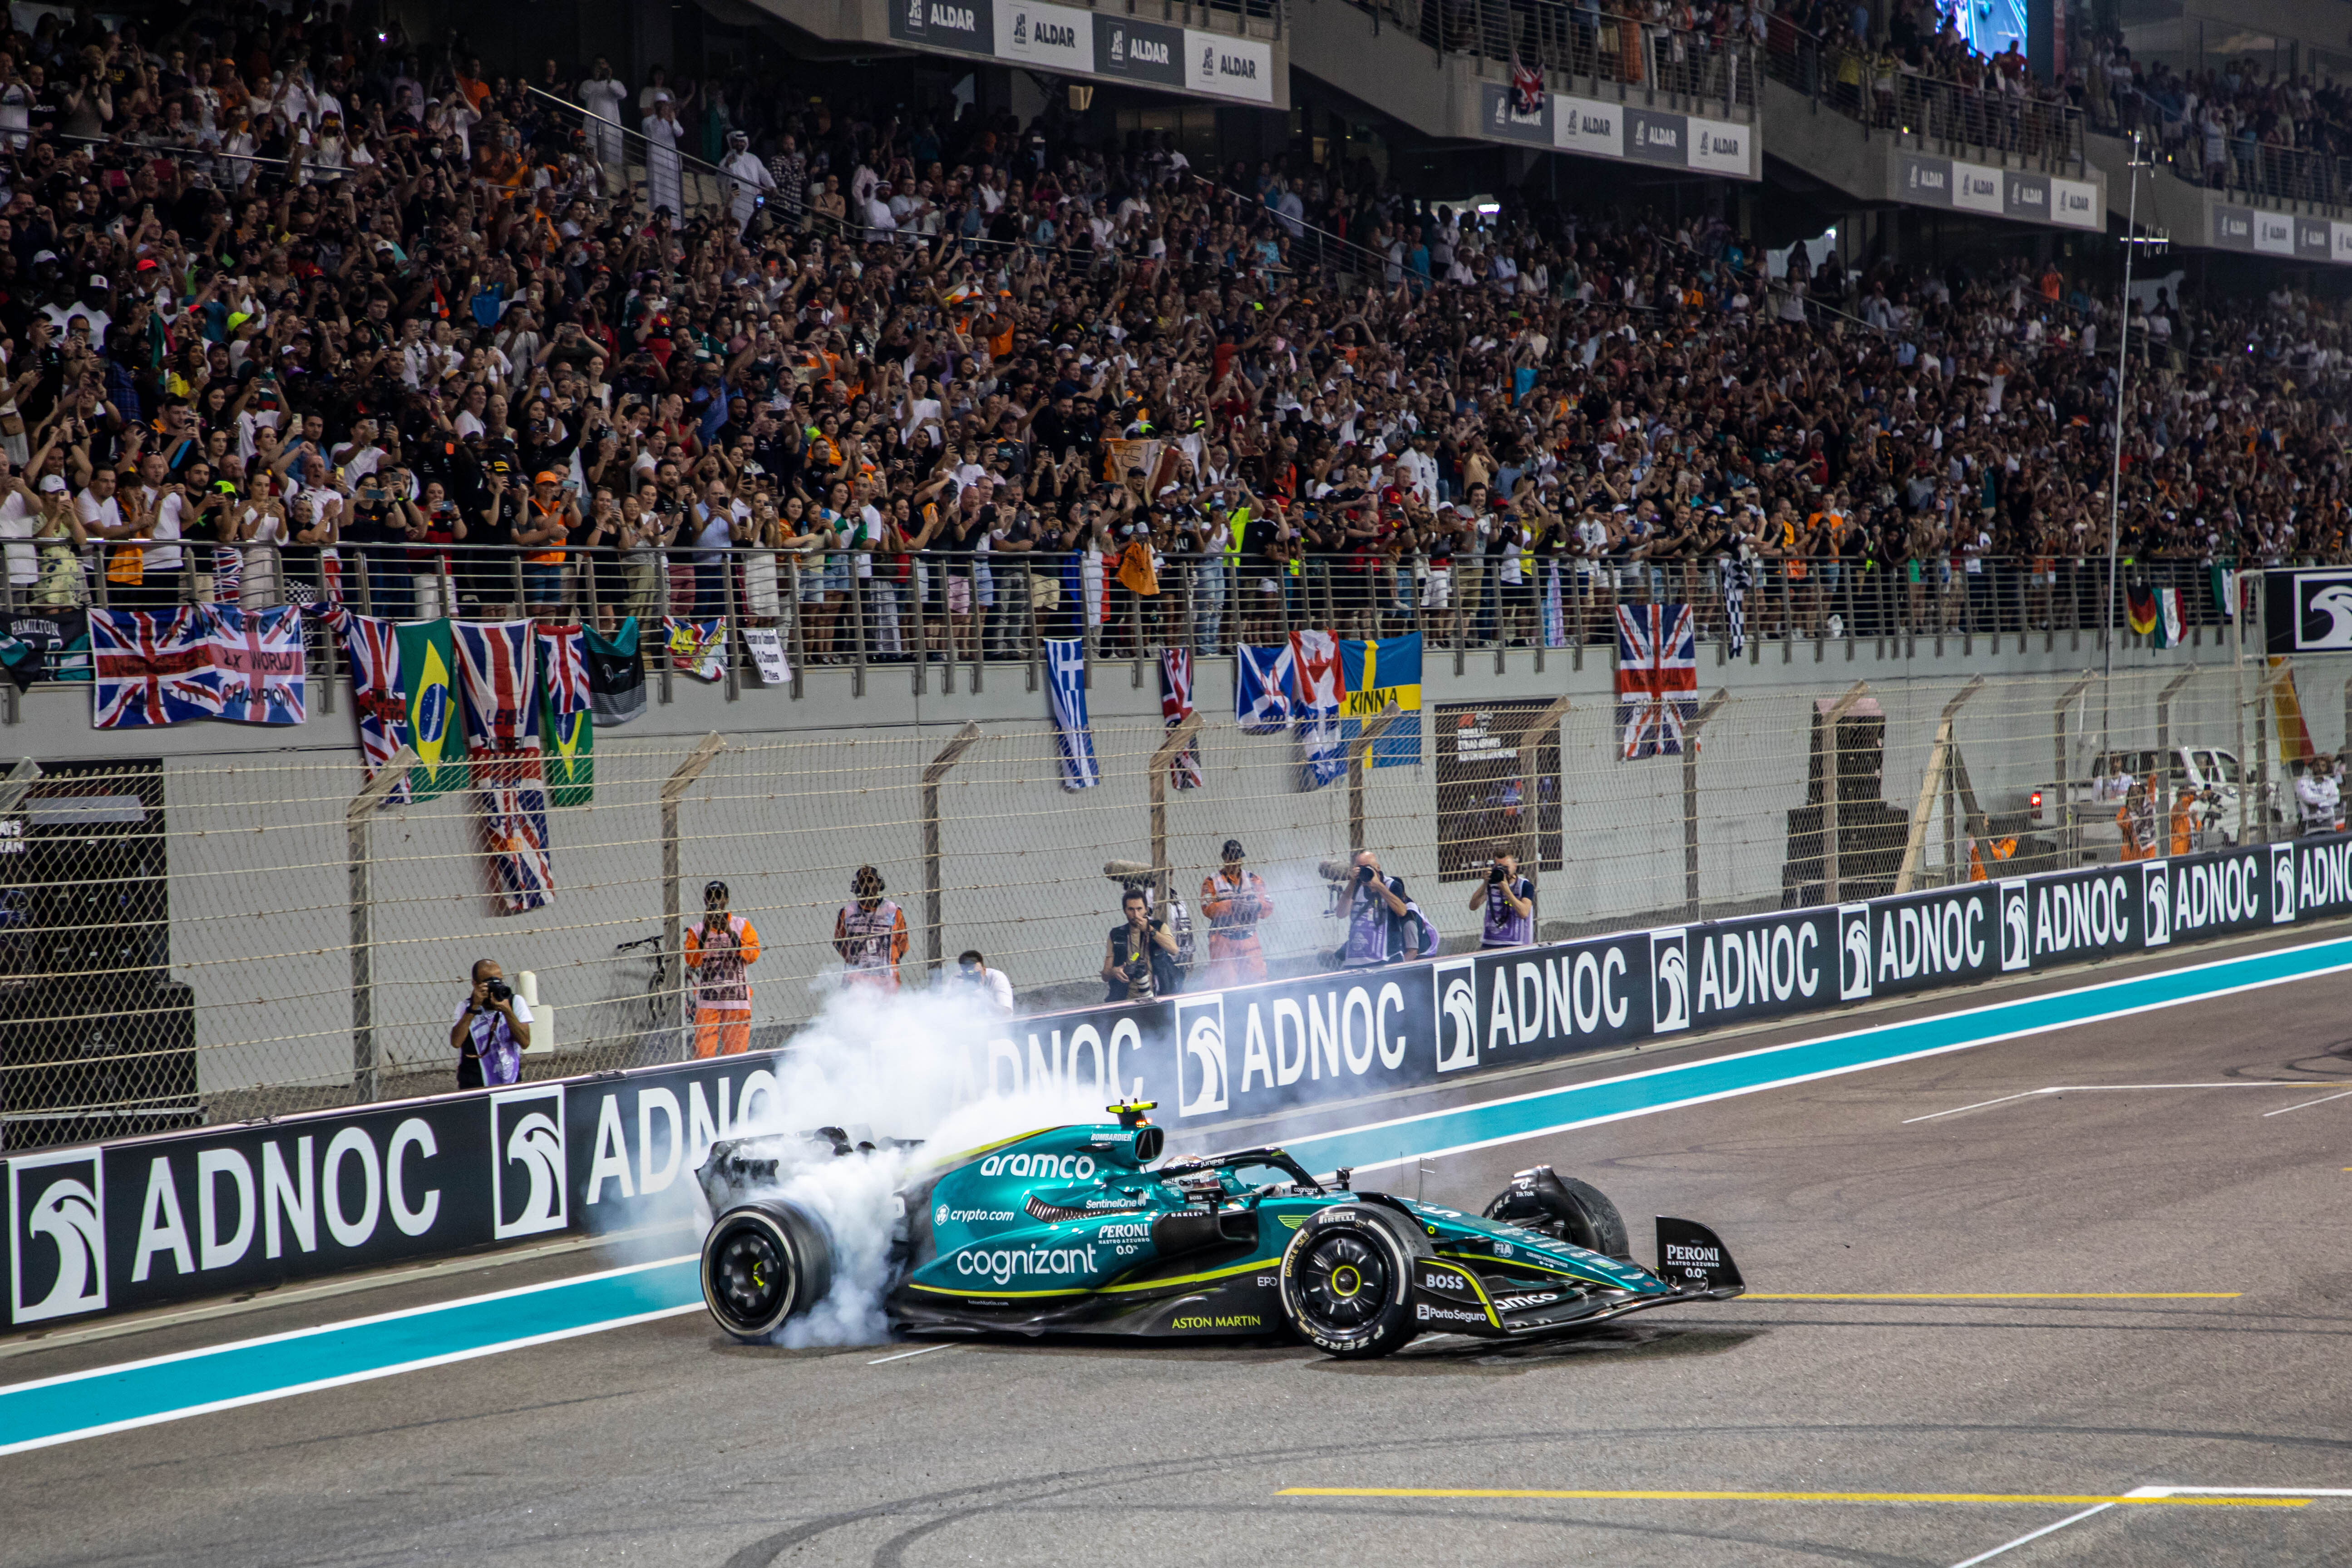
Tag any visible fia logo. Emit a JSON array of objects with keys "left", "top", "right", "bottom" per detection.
[
  {"left": 1650, "top": 928, "right": 1689, "bottom": 1033},
  {"left": 1432, "top": 956, "right": 1479, "bottom": 1071},
  {"left": 2271, "top": 842, "right": 2298, "bottom": 924},
  {"left": 1837, "top": 904, "right": 1873, "bottom": 1000},
  {"left": 490, "top": 1085, "right": 568, "bottom": 1239},
  {"left": 1999, "top": 879, "right": 2031, "bottom": 971},
  {"left": 8, "top": 1148, "right": 107, "bottom": 1324},
  {"left": 1172, "top": 994, "right": 1228, "bottom": 1116},
  {"left": 2142, "top": 861, "right": 2171, "bottom": 947}
]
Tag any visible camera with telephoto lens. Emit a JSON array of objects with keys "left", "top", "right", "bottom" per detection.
[{"left": 485, "top": 978, "right": 513, "bottom": 1004}]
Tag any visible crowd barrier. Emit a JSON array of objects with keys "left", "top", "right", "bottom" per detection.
[{"left": 7, "top": 828, "right": 2351, "bottom": 1332}]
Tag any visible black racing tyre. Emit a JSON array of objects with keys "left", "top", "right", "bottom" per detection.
[
  {"left": 701, "top": 1199, "right": 834, "bottom": 1341},
  {"left": 1278, "top": 1203, "right": 1429, "bottom": 1360},
  {"left": 1482, "top": 1167, "right": 1632, "bottom": 1262}
]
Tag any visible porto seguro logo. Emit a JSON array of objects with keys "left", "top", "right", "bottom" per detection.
[
  {"left": 1433, "top": 958, "right": 1478, "bottom": 1071},
  {"left": 9, "top": 1150, "right": 107, "bottom": 1323}
]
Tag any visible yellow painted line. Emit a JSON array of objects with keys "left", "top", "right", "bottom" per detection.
[
  {"left": 1741, "top": 1292, "right": 2242, "bottom": 1301},
  {"left": 1275, "top": 1488, "right": 2305, "bottom": 1508}
]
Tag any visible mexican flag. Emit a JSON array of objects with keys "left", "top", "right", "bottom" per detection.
[{"left": 2155, "top": 587, "right": 2185, "bottom": 648}]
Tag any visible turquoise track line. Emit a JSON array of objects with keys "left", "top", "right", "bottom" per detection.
[
  {"left": 5, "top": 932, "right": 2349, "bottom": 1458},
  {"left": 1286, "top": 934, "right": 2352, "bottom": 1177},
  {"left": 0, "top": 1257, "right": 702, "bottom": 1456}
]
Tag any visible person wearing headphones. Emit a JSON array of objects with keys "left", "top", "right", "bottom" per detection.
[
  {"left": 833, "top": 864, "right": 908, "bottom": 990},
  {"left": 683, "top": 879, "right": 762, "bottom": 1057},
  {"left": 1199, "top": 838, "right": 1273, "bottom": 987}
]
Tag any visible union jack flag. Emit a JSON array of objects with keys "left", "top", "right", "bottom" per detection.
[
  {"left": 452, "top": 619, "right": 540, "bottom": 751},
  {"left": 1159, "top": 647, "right": 1203, "bottom": 791},
  {"left": 481, "top": 759, "right": 554, "bottom": 914},
  {"left": 536, "top": 624, "right": 589, "bottom": 718},
  {"left": 204, "top": 603, "right": 306, "bottom": 725},
  {"left": 1615, "top": 602, "right": 1696, "bottom": 759},
  {"left": 333, "top": 609, "right": 410, "bottom": 791},
  {"left": 90, "top": 608, "right": 224, "bottom": 729}
]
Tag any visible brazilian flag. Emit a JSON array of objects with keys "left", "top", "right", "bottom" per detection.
[
  {"left": 394, "top": 618, "right": 468, "bottom": 798},
  {"left": 1339, "top": 633, "right": 1423, "bottom": 767},
  {"left": 539, "top": 679, "right": 594, "bottom": 808}
]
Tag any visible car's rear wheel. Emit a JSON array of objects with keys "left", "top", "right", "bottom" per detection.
[
  {"left": 701, "top": 1199, "right": 833, "bottom": 1341},
  {"left": 1278, "top": 1204, "right": 1426, "bottom": 1359},
  {"left": 1482, "top": 1166, "right": 1631, "bottom": 1261}
]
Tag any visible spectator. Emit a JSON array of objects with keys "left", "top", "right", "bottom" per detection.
[
  {"left": 2297, "top": 754, "right": 2343, "bottom": 835},
  {"left": 949, "top": 948, "right": 1015, "bottom": 1014},
  {"left": 834, "top": 865, "right": 908, "bottom": 990},
  {"left": 684, "top": 878, "right": 762, "bottom": 1056},
  {"left": 449, "top": 958, "right": 532, "bottom": 1089}
]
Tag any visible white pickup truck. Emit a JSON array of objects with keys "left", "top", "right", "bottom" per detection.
[{"left": 2034, "top": 745, "right": 2281, "bottom": 852}]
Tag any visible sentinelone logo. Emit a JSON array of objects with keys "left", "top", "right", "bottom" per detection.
[{"left": 9, "top": 1148, "right": 107, "bottom": 1323}]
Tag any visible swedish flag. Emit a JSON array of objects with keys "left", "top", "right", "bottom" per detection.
[{"left": 1339, "top": 633, "right": 1422, "bottom": 767}]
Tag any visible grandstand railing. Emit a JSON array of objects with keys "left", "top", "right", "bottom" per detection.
[
  {"left": 1339, "top": 0, "right": 1756, "bottom": 116},
  {"left": 0, "top": 541, "right": 2258, "bottom": 713},
  {"left": 1760, "top": 22, "right": 2086, "bottom": 175}
]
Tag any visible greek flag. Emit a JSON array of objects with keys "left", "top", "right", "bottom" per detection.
[{"left": 1045, "top": 637, "right": 1099, "bottom": 790}]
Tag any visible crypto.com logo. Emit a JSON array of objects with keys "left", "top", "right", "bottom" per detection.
[
  {"left": 490, "top": 1085, "right": 567, "bottom": 1239},
  {"left": 1171, "top": 994, "right": 1228, "bottom": 1116},
  {"left": 1431, "top": 957, "right": 1479, "bottom": 1071},
  {"left": 9, "top": 1148, "right": 107, "bottom": 1324}
]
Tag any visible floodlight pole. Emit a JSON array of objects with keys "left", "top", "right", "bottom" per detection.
[{"left": 2103, "top": 130, "right": 2145, "bottom": 755}]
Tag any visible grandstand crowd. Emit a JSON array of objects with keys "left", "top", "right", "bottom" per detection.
[{"left": 0, "top": 0, "right": 2347, "bottom": 663}]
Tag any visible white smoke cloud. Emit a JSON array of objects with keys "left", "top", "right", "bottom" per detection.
[{"left": 725, "top": 980, "right": 1108, "bottom": 1347}]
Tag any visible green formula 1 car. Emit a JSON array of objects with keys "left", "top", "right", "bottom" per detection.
[{"left": 697, "top": 1103, "right": 1743, "bottom": 1359}]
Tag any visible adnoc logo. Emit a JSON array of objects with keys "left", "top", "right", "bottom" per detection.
[
  {"left": 1649, "top": 927, "right": 1689, "bottom": 1032},
  {"left": 491, "top": 1085, "right": 568, "bottom": 1240},
  {"left": 1174, "top": 994, "right": 1229, "bottom": 1115},
  {"left": 9, "top": 1149, "right": 108, "bottom": 1324},
  {"left": 1431, "top": 957, "right": 1478, "bottom": 1071}
]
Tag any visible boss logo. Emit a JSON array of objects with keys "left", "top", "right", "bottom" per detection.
[
  {"left": 9, "top": 1149, "right": 107, "bottom": 1324},
  {"left": 1432, "top": 956, "right": 1479, "bottom": 1071},
  {"left": 490, "top": 1085, "right": 568, "bottom": 1240},
  {"left": 1650, "top": 927, "right": 1689, "bottom": 1033},
  {"left": 1838, "top": 904, "right": 1873, "bottom": 1000},
  {"left": 1173, "top": 994, "right": 1228, "bottom": 1116}
]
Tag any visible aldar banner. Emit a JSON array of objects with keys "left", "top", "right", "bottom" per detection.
[{"left": 10, "top": 832, "right": 2352, "bottom": 1329}]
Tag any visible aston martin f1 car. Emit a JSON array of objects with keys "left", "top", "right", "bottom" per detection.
[{"left": 696, "top": 1104, "right": 1744, "bottom": 1359}]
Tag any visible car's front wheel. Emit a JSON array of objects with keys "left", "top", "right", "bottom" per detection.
[
  {"left": 701, "top": 1199, "right": 834, "bottom": 1342},
  {"left": 1278, "top": 1204, "right": 1427, "bottom": 1359},
  {"left": 1482, "top": 1166, "right": 1631, "bottom": 1261}
]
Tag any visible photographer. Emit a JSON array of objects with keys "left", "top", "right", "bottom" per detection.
[
  {"left": 1337, "top": 849, "right": 1416, "bottom": 969},
  {"left": 449, "top": 958, "right": 533, "bottom": 1090},
  {"left": 950, "top": 949, "right": 1016, "bottom": 1015},
  {"left": 1102, "top": 888, "right": 1180, "bottom": 1002},
  {"left": 1468, "top": 846, "right": 1535, "bottom": 948}
]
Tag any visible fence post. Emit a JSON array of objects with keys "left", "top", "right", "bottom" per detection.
[
  {"left": 661, "top": 734, "right": 727, "bottom": 1045},
  {"left": 1346, "top": 700, "right": 1402, "bottom": 853},
  {"left": 1149, "top": 710, "right": 1206, "bottom": 907},
  {"left": 1820, "top": 681, "right": 1870, "bottom": 904},
  {"left": 1893, "top": 675, "right": 1983, "bottom": 895},
  {"left": 922, "top": 721, "right": 984, "bottom": 977},
  {"left": 720, "top": 547, "right": 742, "bottom": 703},
  {"left": 348, "top": 743, "right": 420, "bottom": 1104},
  {"left": 2156, "top": 665, "right": 2199, "bottom": 790},
  {"left": 1027, "top": 559, "right": 1043, "bottom": 692},
  {"left": 788, "top": 557, "right": 807, "bottom": 700},
  {"left": 2051, "top": 671, "right": 2097, "bottom": 828},
  {"left": 1682, "top": 690, "right": 1730, "bottom": 918}
]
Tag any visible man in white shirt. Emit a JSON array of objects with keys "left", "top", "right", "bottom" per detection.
[
  {"left": 949, "top": 949, "right": 1016, "bottom": 1014},
  {"left": 719, "top": 130, "right": 776, "bottom": 235},
  {"left": 0, "top": 449, "right": 36, "bottom": 591},
  {"left": 131, "top": 452, "right": 187, "bottom": 599}
]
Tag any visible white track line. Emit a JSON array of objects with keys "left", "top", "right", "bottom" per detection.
[
  {"left": 1903, "top": 1090, "right": 2054, "bottom": 1124},
  {"left": 1908, "top": 1083, "right": 2328, "bottom": 1124},
  {"left": 1947, "top": 1501, "right": 2117, "bottom": 1568},
  {"left": 2263, "top": 1089, "right": 2352, "bottom": 1117},
  {"left": 868, "top": 1343, "right": 957, "bottom": 1366}
]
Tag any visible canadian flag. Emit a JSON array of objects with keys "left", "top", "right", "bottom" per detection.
[{"left": 1290, "top": 629, "right": 1345, "bottom": 710}]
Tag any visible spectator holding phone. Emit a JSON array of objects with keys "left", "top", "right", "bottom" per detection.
[
  {"left": 450, "top": 958, "right": 532, "bottom": 1089},
  {"left": 1469, "top": 845, "right": 1535, "bottom": 948}
]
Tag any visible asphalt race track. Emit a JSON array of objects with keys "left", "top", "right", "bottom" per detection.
[{"left": 6, "top": 930, "right": 2352, "bottom": 1567}]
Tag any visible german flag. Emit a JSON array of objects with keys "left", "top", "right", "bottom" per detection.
[{"left": 2125, "top": 583, "right": 2159, "bottom": 636}]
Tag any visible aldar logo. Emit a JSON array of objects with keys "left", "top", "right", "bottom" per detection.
[
  {"left": 1109, "top": 25, "right": 1124, "bottom": 64},
  {"left": 1431, "top": 956, "right": 1479, "bottom": 1070},
  {"left": 9, "top": 1149, "right": 107, "bottom": 1324},
  {"left": 1837, "top": 905, "right": 1872, "bottom": 1000},
  {"left": 2142, "top": 860, "right": 2171, "bottom": 947},
  {"left": 1998, "top": 879, "right": 2031, "bottom": 971},
  {"left": 905, "top": 0, "right": 923, "bottom": 30},
  {"left": 1172, "top": 994, "right": 1229, "bottom": 1116},
  {"left": 2271, "top": 843, "right": 2298, "bottom": 924},
  {"left": 1649, "top": 928, "right": 1689, "bottom": 1033},
  {"left": 490, "top": 1085, "right": 568, "bottom": 1239},
  {"left": 1011, "top": 11, "right": 1027, "bottom": 44}
]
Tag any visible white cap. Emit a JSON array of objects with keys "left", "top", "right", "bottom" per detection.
[{"left": 38, "top": 474, "right": 67, "bottom": 493}]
